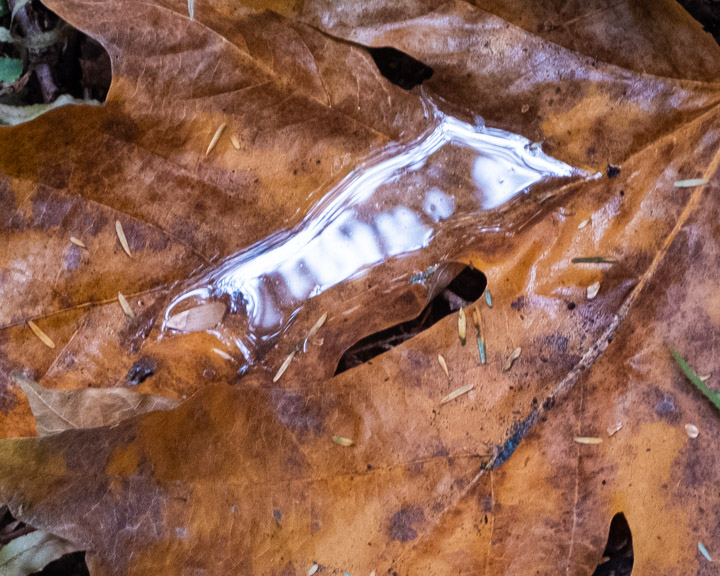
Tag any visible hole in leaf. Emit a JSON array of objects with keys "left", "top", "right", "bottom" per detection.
[
  {"left": 592, "top": 512, "right": 634, "bottom": 576},
  {"left": 1, "top": 0, "right": 111, "bottom": 106},
  {"left": 365, "top": 46, "right": 434, "bottom": 90},
  {"left": 335, "top": 265, "right": 486, "bottom": 374},
  {"left": 30, "top": 551, "right": 89, "bottom": 576}
]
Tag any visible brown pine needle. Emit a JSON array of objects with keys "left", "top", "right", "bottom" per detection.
[
  {"left": 574, "top": 437, "right": 603, "bottom": 445},
  {"left": 332, "top": 435, "right": 354, "bottom": 447},
  {"left": 437, "top": 354, "right": 449, "bottom": 378},
  {"left": 441, "top": 383, "right": 474, "bottom": 405},
  {"left": 69, "top": 236, "right": 86, "bottom": 248},
  {"left": 230, "top": 134, "right": 240, "bottom": 150},
  {"left": 206, "top": 122, "right": 227, "bottom": 157},
  {"left": 307, "top": 312, "right": 328, "bottom": 340},
  {"left": 28, "top": 320, "right": 55, "bottom": 349},
  {"left": 212, "top": 348, "right": 233, "bottom": 361},
  {"left": 458, "top": 308, "right": 467, "bottom": 346},
  {"left": 503, "top": 347, "right": 521, "bottom": 372},
  {"left": 115, "top": 220, "right": 132, "bottom": 258},
  {"left": 117, "top": 292, "right": 136, "bottom": 320},
  {"left": 273, "top": 351, "right": 295, "bottom": 383}
]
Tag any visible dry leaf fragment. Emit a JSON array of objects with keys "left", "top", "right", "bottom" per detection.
[
  {"left": 230, "top": 134, "right": 240, "bottom": 150},
  {"left": 166, "top": 302, "right": 226, "bottom": 332},
  {"left": 574, "top": 437, "right": 603, "bottom": 445},
  {"left": 503, "top": 347, "right": 522, "bottom": 372},
  {"left": 212, "top": 348, "right": 233, "bottom": 361},
  {"left": 308, "top": 564, "right": 319, "bottom": 576},
  {"left": 332, "top": 435, "right": 354, "bottom": 447},
  {"left": 606, "top": 422, "right": 623, "bottom": 436},
  {"left": 587, "top": 281, "right": 601, "bottom": 300},
  {"left": 14, "top": 375, "right": 179, "bottom": 435},
  {"left": 674, "top": 178, "right": 708, "bottom": 188},
  {"left": 457, "top": 308, "right": 466, "bottom": 346},
  {"left": 69, "top": 236, "right": 86, "bottom": 248},
  {"left": 685, "top": 423, "right": 699, "bottom": 438},
  {"left": 206, "top": 122, "right": 227, "bottom": 157},
  {"left": 117, "top": 292, "right": 136, "bottom": 320},
  {"left": 437, "top": 354, "right": 449, "bottom": 378},
  {"left": 441, "top": 384, "right": 474, "bottom": 405},
  {"left": 27, "top": 320, "right": 55, "bottom": 349},
  {"left": 577, "top": 218, "right": 591, "bottom": 230},
  {"left": 306, "top": 312, "right": 328, "bottom": 340},
  {"left": 115, "top": 220, "right": 132, "bottom": 258},
  {"left": 273, "top": 351, "right": 295, "bottom": 383}
]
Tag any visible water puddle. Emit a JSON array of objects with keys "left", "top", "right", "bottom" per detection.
[{"left": 163, "top": 94, "right": 591, "bottom": 367}]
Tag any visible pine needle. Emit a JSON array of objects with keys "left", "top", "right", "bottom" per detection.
[
  {"left": 458, "top": 308, "right": 467, "bottom": 346},
  {"left": 273, "top": 351, "right": 295, "bottom": 383},
  {"left": 307, "top": 312, "right": 328, "bottom": 340},
  {"left": 674, "top": 179, "right": 708, "bottom": 188},
  {"left": 206, "top": 122, "right": 227, "bottom": 157},
  {"left": 671, "top": 349, "right": 720, "bottom": 412},
  {"left": 117, "top": 292, "right": 136, "bottom": 320},
  {"left": 115, "top": 220, "right": 132, "bottom": 258},
  {"left": 69, "top": 236, "right": 86, "bottom": 248},
  {"left": 28, "top": 320, "right": 55, "bottom": 349},
  {"left": 572, "top": 256, "right": 616, "bottom": 264},
  {"left": 212, "top": 348, "right": 233, "bottom": 361},
  {"left": 441, "top": 384, "right": 474, "bottom": 405},
  {"left": 437, "top": 354, "right": 449, "bottom": 378},
  {"left": 574, "top": 437, "right": 602, "bottom": 445}
]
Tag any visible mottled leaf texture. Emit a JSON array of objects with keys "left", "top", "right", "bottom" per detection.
[{"left": 0, "top": 0, "right": 719, "bottom": 575}]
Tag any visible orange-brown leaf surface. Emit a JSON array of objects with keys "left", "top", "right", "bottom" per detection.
[{"left": 1, "top": 0, "right": 719, "bottom": 574}]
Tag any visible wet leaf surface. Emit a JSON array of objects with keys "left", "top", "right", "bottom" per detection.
[{"left": 1, "top": 0, "right": 719, "bottom": 575}]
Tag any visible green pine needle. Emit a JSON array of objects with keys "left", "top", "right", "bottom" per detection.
[{"left": 671, "top": 349, "right": 720, "bottom": 412}]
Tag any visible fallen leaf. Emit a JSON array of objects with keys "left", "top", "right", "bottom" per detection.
[{"left": 1, "top": 0, "right": 720, "bottom": 575}]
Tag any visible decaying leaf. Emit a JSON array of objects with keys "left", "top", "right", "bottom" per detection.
[
  {"left": 1, "top": 0, "right": 720, "bottom": 575},
  {"left": 15, "top": 375, "right": 179, "bottom": 436},
  {"left": 165, "top": 302, "right": 227, "bottom": 332}
]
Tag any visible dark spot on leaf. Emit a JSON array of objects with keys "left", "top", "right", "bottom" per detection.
[
  {"left": 270, "top": 390, "right": 326, "bottom": 437},
  {"left": 126, "top": 357, "right": 156, "bottom": 386},
  {"left": 389, "top": 505, "right": 425, "bottom": 542}
]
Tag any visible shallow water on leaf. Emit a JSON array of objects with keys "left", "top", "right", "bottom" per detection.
[{"left": 162, "top": 94, "right": 590, "bottom": 368}]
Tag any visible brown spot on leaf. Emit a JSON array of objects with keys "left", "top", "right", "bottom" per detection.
[{"left": 389, "top": 505, "right": 425, "bottom": 542}]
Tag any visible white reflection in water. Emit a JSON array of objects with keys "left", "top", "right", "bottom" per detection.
[{"left": 164, "top": 97, "right": 583, "bottom": 350}]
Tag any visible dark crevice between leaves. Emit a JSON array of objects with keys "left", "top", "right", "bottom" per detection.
[
  {"left": 335, "top": 266, "right": 487, "bottom": 374},
  {"left": 364, "top": 46, "right": 433, "bottom": 90},
  {"left": 677, "top": 0, "right": 720, "bottom": 45},
  {"left": 30, "top": 551, "right": 89, "bottom": 576},
  {"left": 592, "top": 512, "right": 634, "bottom": 576},
  {"left": 0, "top": 0, "right": 111, "bottom": 106},
  {"left": 1, "top": 505, "right": 89, "bottom": 576}
]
